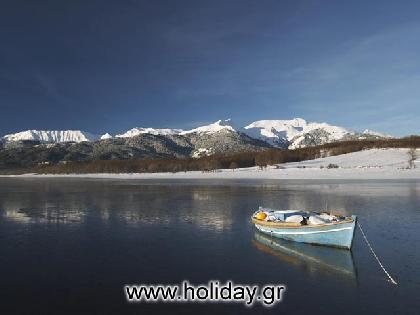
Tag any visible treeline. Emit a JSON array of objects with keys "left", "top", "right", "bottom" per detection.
[{"left": 30, "top": 136, "right": 420, "bottom": 174}]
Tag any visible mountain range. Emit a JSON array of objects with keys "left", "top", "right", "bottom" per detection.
[
  {"left": 2, "top": 118, "right": 389, "bottom": 146},
  {"left": 0, "top": 118, "right": 391, "bottom": 168}
]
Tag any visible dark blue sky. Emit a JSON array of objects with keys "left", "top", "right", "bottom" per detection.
[{"left": 1, "top": 0, "right": 420, "bottom": 136}]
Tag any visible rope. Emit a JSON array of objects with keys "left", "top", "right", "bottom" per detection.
[{"left": 357, "top": 221, "right": 398, "bottom": 285}]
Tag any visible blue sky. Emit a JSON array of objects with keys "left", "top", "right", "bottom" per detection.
[{"left": 1, "top": 0, "right": 420, "bottom": 136}]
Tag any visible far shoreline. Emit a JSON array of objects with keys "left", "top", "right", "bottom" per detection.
[
  {"left": 1, "top": 166, "right": 420, "bottom": 180},
  {"left": 1, "top": 148, "right": 419, "bottom": 181}
]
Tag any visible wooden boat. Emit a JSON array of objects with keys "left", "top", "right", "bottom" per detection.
[{"left": 251, "top": 208, "right": 357, "bottom": 249}]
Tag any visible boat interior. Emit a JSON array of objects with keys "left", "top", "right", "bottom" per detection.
[{"left": 252, "top": 208, "right": 354, "bottom": 228}]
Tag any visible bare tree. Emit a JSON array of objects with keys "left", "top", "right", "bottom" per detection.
[
  {"left": 147, "top": 162, "right": 159, "bottom": 173},
  {"left": 408, "top": 148, "right": 417, "bottom": 169},
  {"left": 229, "top": 161, "right": 238, "bottom": 171}
]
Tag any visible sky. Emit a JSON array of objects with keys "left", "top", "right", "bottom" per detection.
[{"left": 1, "top": 0, "right": 420, "bottom": 137}]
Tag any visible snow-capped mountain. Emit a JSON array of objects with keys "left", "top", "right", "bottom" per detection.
[
  {"left": 244, "top": 118, "right": 307, "bottom": 141},
  {"left": 115, "top": 128, "right": 183, "bottom": 138},
  {"left": 244, "top": 118, "right": 352, "bottom": 148},
  {"left": 362, "top": 129, "right": 391, "bottom": 138},
  {"left": 115, "top": 119, "right": 237, "bottom": 137},
  {"left": 1, "top": 118, "right": 390, "bottom": 151},
  {"left": 2, "top": 130, "right": 99, "bottom": 143},
  {"left": 100, "top": 133, "right": 113, "bottom": 140},
  {"left": 180, "top": 119, "right": 237, "bottom": 134}
]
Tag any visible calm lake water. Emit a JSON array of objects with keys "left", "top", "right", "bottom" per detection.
[{"left": 0, "top": 178, "right": 419, "bottom": 314}]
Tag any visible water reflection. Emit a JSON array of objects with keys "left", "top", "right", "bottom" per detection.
[
  {"left": 1, "top": 179, "right": 418, "bottom": 232},
  {"left": 0, "top": 180, "right": 234, "bottom": 231},
  {"left": 3, "top": 207, "right": 86, "bottom": 224},
  {"left": 253, "top": 231, "right": 357, "bottom": 283}
]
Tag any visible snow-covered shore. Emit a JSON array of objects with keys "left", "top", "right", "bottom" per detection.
[{"left": 2, "top": 149, "right": 420, "bottom": 180}]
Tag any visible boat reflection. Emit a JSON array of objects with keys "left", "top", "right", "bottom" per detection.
[{"left": 253, "top": 231, "right": 357, "bottom": 282}]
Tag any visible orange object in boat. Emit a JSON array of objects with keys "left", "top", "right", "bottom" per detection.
[{"left": 255, "top": 212, "right": 267, "bottom": 220}]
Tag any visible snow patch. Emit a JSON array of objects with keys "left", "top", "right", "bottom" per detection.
[
  {"left": 192, "top": 148, "right": 214, "bottom": 158},
  {"left": 116, "top": 128, "right": 182, "bottom": 138}
]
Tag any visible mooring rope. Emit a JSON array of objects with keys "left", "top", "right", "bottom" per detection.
[{"left": 357, "top": 221, "right": 398, "bottom": 285}]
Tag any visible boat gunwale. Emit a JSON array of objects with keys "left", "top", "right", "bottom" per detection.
[{"left": 251, "top": 217, "right": 355, "bottom": 229}]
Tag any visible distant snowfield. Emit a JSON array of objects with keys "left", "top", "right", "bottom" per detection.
[{"left": 3, "top": 148, "right": 420, "bottom": 180}]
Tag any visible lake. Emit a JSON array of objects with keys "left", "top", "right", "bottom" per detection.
[{"left": 0, "top": 178, "right": 419, "bottom": 314}]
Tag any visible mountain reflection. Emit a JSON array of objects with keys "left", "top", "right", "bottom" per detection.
[
  {"left": 3, "top": 207, "right": 86, "bottom": 224},
  {"left": 0, "top": 179, "right": 233, "bottom": 231}
]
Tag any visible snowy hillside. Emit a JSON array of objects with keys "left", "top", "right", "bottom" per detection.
[
  {"left": 283, "top": 148, "right": 416, "bottom": 169},
  {"left": 2, "top": 130, "right": 99, "bottom": 143},
  {"left": 16, "top": 149, "right": 420, "bottom": 180}
]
